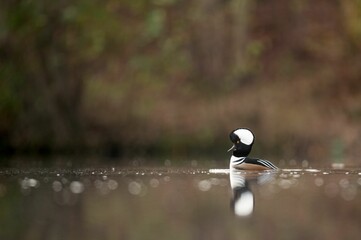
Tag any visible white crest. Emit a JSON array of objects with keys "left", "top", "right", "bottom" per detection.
[{"left": 233, "top": 129, "right": 254, "bottom": 145}]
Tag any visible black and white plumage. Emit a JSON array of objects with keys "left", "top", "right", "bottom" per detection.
[{"left": 228, "top": 128, "right": 278, "bottom": 170}]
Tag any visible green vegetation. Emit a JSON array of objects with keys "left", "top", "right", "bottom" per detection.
[{"left": 1, "top": 0, "right": 361, "bottom": 164}]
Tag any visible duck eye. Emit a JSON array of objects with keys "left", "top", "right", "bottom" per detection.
[{"left": 236, "top": 141, "right": 240, "bottom": 144}]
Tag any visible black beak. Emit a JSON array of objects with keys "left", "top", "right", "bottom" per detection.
[{"left": 227, "top": 145, "right": 236, "bottom": 152}]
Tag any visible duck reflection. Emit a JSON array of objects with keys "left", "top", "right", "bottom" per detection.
[{"left": 230, "top": 167, "right": 276, "bottom": 217}]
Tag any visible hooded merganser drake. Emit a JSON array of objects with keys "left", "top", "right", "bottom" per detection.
[{"left": 228, "top": 128, "right": 277, "bottom": 170}]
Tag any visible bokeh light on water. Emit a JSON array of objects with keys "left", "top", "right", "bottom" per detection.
[{"left": 1, "top": 165, "right": 361, "bottom": 239}]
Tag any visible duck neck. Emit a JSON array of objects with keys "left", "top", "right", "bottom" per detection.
[
  {"left": 233, "top": 149, "right": 249, "bottom": 158},
  {"left": 230, "top": 155, "right": 246, "bottom": 167}
]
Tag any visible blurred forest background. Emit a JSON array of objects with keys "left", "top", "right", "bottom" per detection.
[{"left": 1, "top": 0, "right": 361, "bottom": 165}]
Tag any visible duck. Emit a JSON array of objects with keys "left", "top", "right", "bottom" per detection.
[{"left": 228, "top": 128, "right": 278, "bottom": 170}]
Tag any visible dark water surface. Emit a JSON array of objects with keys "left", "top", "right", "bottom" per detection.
[{"left": 1, "top": 162, "right": 361, "bottom": 240}]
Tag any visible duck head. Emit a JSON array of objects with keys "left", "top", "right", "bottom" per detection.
[{"left": 228, "top": 128, "right": 255, "bottom": 157}]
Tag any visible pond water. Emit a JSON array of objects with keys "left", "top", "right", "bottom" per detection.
[{"left": 1, "top": 161, "right": 361, "bottom": 240}]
